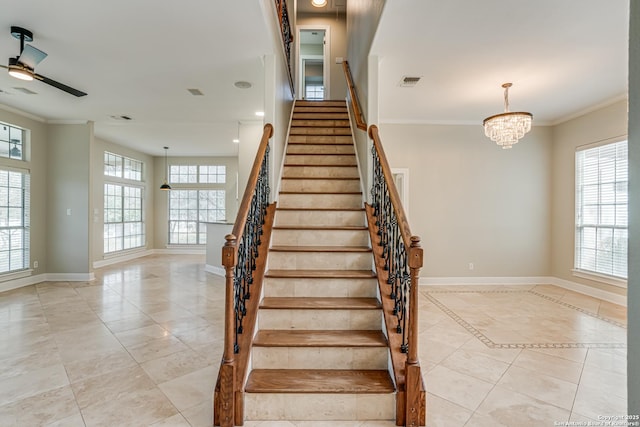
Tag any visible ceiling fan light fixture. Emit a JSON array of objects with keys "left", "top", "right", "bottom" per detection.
[
  {"left": 7, "top": 60, "right": 33, "bottom": 81},
  {"left": 312, "top": 0, "right": 327, "bottom": 7},
  {"left": 483, "top": 83, "right": 532, "bottom": 149}
]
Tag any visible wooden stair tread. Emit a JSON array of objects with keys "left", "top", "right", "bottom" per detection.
[
  {"left": 281, "top": 176, "right": 359, "bottom": 180},
  {"left": 246, "top": 369, "right": 394, "bottom": 394},
  {"left": 261, "top": 297, "right": 380, "bottom": 310},
  {"left": 270, "top": 245, "right": 371, "bottom": 252},
  {"left": 285, "top": 153, "right": 355, "bottom": 156},
  {"left": 276, "top": 207, "right": 365, "bottom": 211},
  {"left": 265, "top": 269, "right": 375, "bottom": 278},
  {"left": 287, "top": 141, "right": 353, "bottom": 146},
  {"left": 273, "top": 225, "right": 367, "bottom": 230},
  {"left": 253, "top": 330, "right": 387, "bottom": 347},
  {"left": 279, "top": 191, "right": 362, "bottom": 195},
  {"left": 284, "top": 163, "right": 357, "bottom": 167}
]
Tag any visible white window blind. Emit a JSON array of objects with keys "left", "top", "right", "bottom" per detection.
[
  {"left": 0, "top": 169, "right": 30, "bottom": 273},
  {"left": 575, "top": 140, "right": 628, "bottom": 279}
]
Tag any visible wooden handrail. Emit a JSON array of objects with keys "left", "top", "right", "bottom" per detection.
[
  {"left": 216, "top": 123, "right": 274, "bottom": 427},
  {"left": 343, "top": 60, "right": 367, "bottom": 131},
  {"left": 367, "top": 124, "right": 425, "bottom": 426},
  {"left": 369, "top": 125, "right": 413, "bottom": 250},
  {"left": 230, "top": 123, "right": 273, "bottom": 241}
]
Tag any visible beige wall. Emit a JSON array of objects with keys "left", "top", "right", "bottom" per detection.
[
  {"left": 379, "top": 123, "right": 552, "bottom": 278},
  {"left": 297, "top": 13, "right": 348, "bottom": 100},
  {"left": 551, "top": 99, "right": 628, "bottom": 296},
  {"left": 91, "top": 137, "right": 155, "bottom": 264},
  {"left": 46, "top": 123, "right": 92, "bottom": 274},
  {"left": 0, "top": 108, "right": 48, "bottom": 275}
]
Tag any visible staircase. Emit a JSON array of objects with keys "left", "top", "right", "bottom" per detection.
[{"left": 243, "top": 100, "right": 396, "bottom": 422}]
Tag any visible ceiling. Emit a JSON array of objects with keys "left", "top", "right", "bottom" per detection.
[
  {"left": 0, "top": 1, "right": 273, "bottom": 157},
  {"left": 0, "top": 0, "right": 630, "bottom": 158},
  {"left": 372, "top": 0, "right": 629, "bottom": 126}
]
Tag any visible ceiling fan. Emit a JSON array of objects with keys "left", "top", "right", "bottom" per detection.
[{"left": 0, "top": 26, "right": 87, "bottom": 97}]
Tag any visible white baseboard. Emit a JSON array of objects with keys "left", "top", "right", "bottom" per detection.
[
  {"left": 551, "top": 277, "right": 627, "bottom": 307},
  {"left": 46, "top": 272, "right": 96, "bottom": 282},
  {"left": 419, "top": 275, "right": 627, "bottom": 307},
  {"left": 419, "top": 276, "right": 552, "bottom": 286},
  {"left": 155, "top": 248, "right": 206, "bottom": 255},
  {"left": 204, "top": 264, "right": 225, "bottom": 276},
  {"left": 93, "top": 249, "right": 154, "bottom": 269},
  {"left": 0, "top": 273, "right": 48, "bottom": 293}
]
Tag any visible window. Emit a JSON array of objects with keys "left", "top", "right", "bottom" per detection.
[
  {"left": 104, "top": 151, "right": 142, "bottom": 181},
  {"left": 168, "top": 164, "right": 226, "bottom": 245},
  {"left": 0, "top": 169, "right": 30, "bottom": 273},
  {"left": 575, "top": 140, "right": 628, "bottom": 279},
  {"left": 103, "top": 152, "right": 145, "bottom": 254},
  {"left": 169, "top": 190, "right": 225, "bottom": 244},
  {"left": 305, "top": 84, "right": 324, "bottom": 100},
  {"left": 1, "top": 123, "right": 24, "bottom": 160}
]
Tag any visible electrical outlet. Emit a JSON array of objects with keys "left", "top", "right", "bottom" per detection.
[
  {"left": 469, "top": 262, "right": 474, "bottom": 270},
  {"left": 33, "top": 260, "right": 38, "bottom": 269}
]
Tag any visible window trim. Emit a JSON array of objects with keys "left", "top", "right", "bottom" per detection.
[
  {"left": 574, "top": 135, "right": 628, "bottom": 285},
  {"left": 103, "top": 182, "right": 146, "bottom": 254},
  {"left": 0, "top": 167, "right": 30, "bottom": 276}
]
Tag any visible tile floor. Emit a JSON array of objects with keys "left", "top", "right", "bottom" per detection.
[{"left": 0, "top": 254, "right": 628, "bottom": 426}]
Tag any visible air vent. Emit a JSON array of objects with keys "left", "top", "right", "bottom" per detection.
[
  {"left": 110, "top": 115, "right": 132, "bottom": 121},
  {"left": 399, "top": 76, "right": 421, "bottom": 87},
  {"left": 187, "top": 88, "right": 204, "bottom": 96},
  {"left": 234, "top": 81, "right": 252, "bottom": 89},
  {"left": 13, "top": 87, "right": 37, "bottom": 94}
]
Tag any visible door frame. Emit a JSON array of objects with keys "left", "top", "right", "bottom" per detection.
[{"left": 296, "top": 25, "right": 331, "bottom": 100}]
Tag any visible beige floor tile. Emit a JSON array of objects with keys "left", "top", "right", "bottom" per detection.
[
  {"left": 441, "top": 348, "right": 511, "bottom": 383},
  {"left": 124, "top": 335, "right": 190, "bottom": 363},
  {"left": 473, "top": 385, "right": 570, "bottom": 426},
  {"left": 63, "top": 347, "right": 138, "bottom": 384},
  {"left": 0, "top": 385, "right": 79, "bottom": 426},
  {"left": 497, "top": 365, "right": 578, "bottom": 410},
  {"left": 140, "top": 348, "right": 212, "bottom": 384},
  {"left": 149, "top": 412, "right": 192, "bottom": 426},
  {"left": 572, "top": 382, "right": 627, "bottom": 421},
  {"left": 158, "top": 365, "right": 218, "bottom": 412},
  {"left": 425, "top": 393, "right": 473, "bottom": 427},
  {"left": 0, "top": 363, "right": 70, "bottom": 406},
  {"left": 425, "top": 365, "right": 494, "bottom": 411},
  {"left": 80, "top": 387, "right": 178, "bottom": 427},
  {"left": 512, "top": 349, "right": 584, "bottom": 384},
  {"left": 459, "top": 338, "right": 522, "bottom": 364},
  {"left": 180, "top": 398, "right": 214, "bottom": 427}
]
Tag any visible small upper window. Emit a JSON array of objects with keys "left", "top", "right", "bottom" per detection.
[
  {"left": 104, "top": 152, "right": 143, "bottom": 181},
  {"left": 0, "top": 123, "right": 25, "bottom": 161},
  {"left": 170, "top": 165, "right": 226, "bottom": 184}
]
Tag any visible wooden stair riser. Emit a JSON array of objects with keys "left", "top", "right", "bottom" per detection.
[
  {"left": 258, "top": 308, "right": 382, "bottom": 331},
  {"left": 280, "top": 178, "right": 361, "bottom": 193},
  {"left": 283, "top": 165, "right": 360, "bottom": 178},
  {"left": 271, "top": 228, "right": 370, "bottom": 246},
  {"left": 296, "top": 100, "right": 347, "bottom": 107},
  {"left": 292, "top": 113, "right": 349, "bottom": 120},
  {"left": 290, "top": 127, "right": 352, "bottom": 136},
  {"left": 285, "top": 154, "right": 357, "bottom": 166},
  {"left": 278, "top": 193, "right": 363, "bottom": 209},
  {"left": 286, "top": 144, "right": 355, "bottom": 154},
  {"left": 263, "top": 277, "right": 378, "bottom": 298},
  {"left": 291, "top": 120, "right": 350, "bottom": 128},
  {"left": 267, "top": 251, "right": 373, "bottom": 270},
  {"left": 288, "top": 135, "right": 353, "bottom": 144},
  {"left": 292, "top": 106, "right": 349, "bottom": 114},
  {"left": 274, "top": 210, "right": 366, "bottom": 227},
  {"left": 252, "top": 346, "right": 388, "bottom": 370},
  {"left": 244, "top": 392, "right": 395, "bottom": 421}
]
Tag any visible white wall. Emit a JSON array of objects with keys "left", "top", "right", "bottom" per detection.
[
  {"left": 551, "top": 99, "right": 628, "bottom": 296},
  {"left": 380, "top": 123, "right": 552, "bottom": 278}
]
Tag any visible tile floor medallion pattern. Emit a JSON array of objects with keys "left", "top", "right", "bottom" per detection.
[{"left": 0, "top": 256, "right": 629, "bottom": 426}]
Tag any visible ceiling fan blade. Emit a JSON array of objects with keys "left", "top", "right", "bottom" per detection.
[
  {"left": 34, "top": 73, "right": 87, "bottom": 97},
  {"left": 18, "top": 44, "right": 48, "bottom": 69},
  {"left": 0, "top": 64, "right": 8, "bottom": 69}
]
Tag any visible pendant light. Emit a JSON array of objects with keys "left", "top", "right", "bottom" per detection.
[
  {"left": 483, "top": 83, "right": 533, "bottom": 149},
  {"left": 9, "top": 139, "right": 21, "bottom": 158},
  {"left": 160, "top": 146, "right": 171, "bottom": 190}
]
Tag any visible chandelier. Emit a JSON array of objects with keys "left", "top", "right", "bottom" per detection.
[{"left": 483, "top": 83, "right": 533, "bottom": 149}]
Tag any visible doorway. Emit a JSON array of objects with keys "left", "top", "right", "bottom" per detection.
[{"left": 297, "top": 26, "right": 330, "bottom": 100}]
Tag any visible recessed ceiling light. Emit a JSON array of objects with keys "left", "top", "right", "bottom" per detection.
[
  {"left": 255, "top": 111, "right": 265, "bottom": 117},
  {"left": 312, "top": 0, "right": 327, "bottom": 7},
  {"left": 233, "top": 138, "right": 240, "bottom": 143},
  {"left": 234, "top": 81, "right": 252, "bottom": 89}
]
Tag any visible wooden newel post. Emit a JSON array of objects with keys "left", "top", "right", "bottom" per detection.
[
  {"left": 405, "top": 235, "right": 424, "bottom": 426},
  {"left": 219, "top": 234, "right": 237, "bottom": 427}
]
